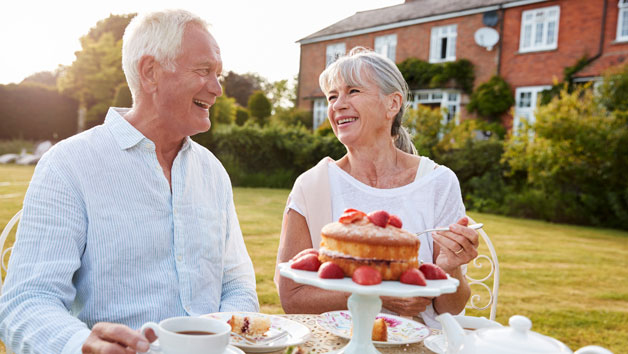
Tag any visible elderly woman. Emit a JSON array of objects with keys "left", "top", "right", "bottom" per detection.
[{"left": 275, "top": 47, "right": 478, "bottom": 328}]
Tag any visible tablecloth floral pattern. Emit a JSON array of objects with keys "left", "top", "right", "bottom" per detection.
[{"left": 261, "top": 314, "right": 440, "bottom": 354}]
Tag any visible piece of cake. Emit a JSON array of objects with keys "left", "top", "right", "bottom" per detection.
[
  {"left": 318, "top": 209, "right": 419, "bottom": 280},
  {"left": 228, "top": 315, "right": 271, "bottom": 336},
  {"left": 372, "top": 318, "right": 388, "bottom": 341}
]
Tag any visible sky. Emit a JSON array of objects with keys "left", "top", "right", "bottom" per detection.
[{"left": 0, "top": 0, "right": 404, "bottom": 85}]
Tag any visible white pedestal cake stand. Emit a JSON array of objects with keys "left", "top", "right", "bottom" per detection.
[{"left": 279, "top": 262, "right": 459, "bottom": 354}]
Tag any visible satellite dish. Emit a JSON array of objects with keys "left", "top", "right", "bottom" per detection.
[{"left": 474, "top": 27, "right": 500, "bottom": 51}]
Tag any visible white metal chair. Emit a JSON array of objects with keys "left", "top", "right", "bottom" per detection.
[
  {"left": 465, "top": 216, "right": 499, "bottom": 321},
  {"left": 1, "top": 209, "right": 22, "bottom": 294}
]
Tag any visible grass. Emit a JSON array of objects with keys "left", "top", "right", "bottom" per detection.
[{"left": 1, "top": 165, "right": 627, "bottom": 353}]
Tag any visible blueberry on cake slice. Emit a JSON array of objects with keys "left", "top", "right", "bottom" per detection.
[{"left": 229, "top": 315, "right": 271, "bottom": 336}]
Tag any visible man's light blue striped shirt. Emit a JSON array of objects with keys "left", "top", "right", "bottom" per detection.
[{"left": 0, "top": 108, "right": 259, "bottom": 354}]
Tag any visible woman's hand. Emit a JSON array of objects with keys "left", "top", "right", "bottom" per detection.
[
  {"left": 432, "top": 216, "right": 479, "bottom": 273},
  {"left": 381, "top": 296, "right": 434, "bottom": 316}
]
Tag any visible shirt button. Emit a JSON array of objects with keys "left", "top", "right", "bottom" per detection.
[
  {"left": 177, "top": 255, "right": 183, "bottom": 262},
  {"left": 185, "top": 306, "right": 191, "bottom": 312}
]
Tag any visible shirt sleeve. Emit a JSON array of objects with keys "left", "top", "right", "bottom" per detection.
[
  {"left": 218, "top": 185, "right": 260, "bottom": 313},
  {"left": 0, "top": 155, "right": 91, "bottom": 354},
  {"left": 434, "top": 168, "right": 467, "bottom": 227}
]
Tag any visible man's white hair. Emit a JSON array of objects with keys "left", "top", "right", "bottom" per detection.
[{"left": 122, "top": 9, "right": 210, "bottom": 101}]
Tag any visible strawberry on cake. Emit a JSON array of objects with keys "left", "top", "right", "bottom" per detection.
[{"left": 318, "top": 209, "right": 419, "bottom": 281}]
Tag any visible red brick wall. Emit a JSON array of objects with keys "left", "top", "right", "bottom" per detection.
[
  {"left": 500, "top": 0, "right": 606, "bottom": 87},
  {"left": 297, "top": 13, "right": 500, "bottom": 112}
]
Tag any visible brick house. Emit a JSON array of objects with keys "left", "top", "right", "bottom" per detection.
[{"left": 296, "top": 0, "right": 628, "bottom": 130}]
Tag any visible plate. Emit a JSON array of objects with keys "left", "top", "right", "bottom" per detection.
[
  {"left": 146, "top": 343, "right": 244, "bottom": 354},
  {"left": 203, "top": 311, "right": 310, "bottom": 353},
  {"left": 318, "top": 311, "right": 430, "bottom": 347},
  {"left": 278, "top": 262, "right": 459, "bottom": 297},
  {"left": 423, "top": 334, "right": 447, "bottom": 353}
]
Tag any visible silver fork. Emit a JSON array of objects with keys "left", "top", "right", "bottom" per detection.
[
  {"left": 231, "top": 330, "right": 289, "bottom": 345},
  {"left": 416, "top": 223, "right": 483, "bottom": 236}
]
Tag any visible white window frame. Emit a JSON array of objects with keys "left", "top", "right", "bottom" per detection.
[
  {"left": 374, "top": 34, "right": 397, "bottom": 62},
  {"left": 430, "top": 25, "right": 457, "bottom": 63},
  {"left": 617, "top": 0, "right": 628, "bottom": 42},
  {"left": 312, "top": 98, "right": 328, "bottom": 130},
  {"left": 519, "top": 6, "right": 560, "bottom": 53},
  {"left": 409, "top": 89, "right": 461, "bottom": 126},
  {"left": 513, "top": 86, "right": 551, "bottom": 133},
  {"left": 326, "top": 43, "right": 346, "bottom": 67}
]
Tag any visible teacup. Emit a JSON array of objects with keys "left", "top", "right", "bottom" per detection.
[{"left": 140, "top": 316, "right": 230, "bottom": 354}]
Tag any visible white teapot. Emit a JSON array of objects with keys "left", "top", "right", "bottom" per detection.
[{"left": 437, "top": 313, "right": 613, "bottom": 354}]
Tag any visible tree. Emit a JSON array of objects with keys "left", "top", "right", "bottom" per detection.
[
  {"left": 502, "top": 85, "right": 628, "bottom": 228},
  {"left": 209, "top": 95, "right": 237, "bottom": 127},
  {"left": 248, "top": 90, "right": 272, "bottom": 125},
  {"left": 20, "top": 70, "right": 61, "bottom": 88},
  {"left": 112, "top": 83, "right": 132, "bottom": 107},
  {"left": 57, "top": 14, "right": 133, "bottom": 131},
  {"left": 221, "top": 71, "right": 264, "bottom": 107},
  {"left": 598, "top": 63, "right": 628, "bottom": 112}
]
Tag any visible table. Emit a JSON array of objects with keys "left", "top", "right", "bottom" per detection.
[{"left": 260, "top": 314, "right": 439, "bottom": 354}]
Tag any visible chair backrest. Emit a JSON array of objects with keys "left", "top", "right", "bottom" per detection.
[
  {"left": 1, "top": 209, "right": 22, "bottom": 293},
  {"left": 465, "top": 216, "right": 499, "bottom": 321}
]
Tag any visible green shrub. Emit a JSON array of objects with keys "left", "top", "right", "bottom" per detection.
[
  {"left": 235, "top": 107, "right": 250, "bottom": 126},
  {"left": 0, "top": 139, "right": 35, "bottom": 155},
  {"left": 397, "top": 58, "right": 475, "bottom": 93},
  {"left": 248, "top": 90, "right": 272, "bottom": 126},
  {"left": 467, "top": 76, "right": 514, "bottom": 123},
  {"left": 210, "top": 95, "right": 237, "bottom": 127},
  {"left": 503, "top": 85, "right": 628, "bottom": 228},
  {"left": 598, "top": 63, "right": 628, "bottom": 112},
  {"left": 404, "top": 105, "right": 443, "bottom": 157}
]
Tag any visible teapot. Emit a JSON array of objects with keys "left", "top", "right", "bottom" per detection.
[{"left": 437, "top": 313, "right": 613, "bottom": 354}]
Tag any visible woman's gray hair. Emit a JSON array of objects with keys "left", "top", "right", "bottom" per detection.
[
  {"left": 319, "top": 47, "right": 417, "bottom": 154},
  {"left": 122, "top": 9, "right": 210, "bottom": 102}
]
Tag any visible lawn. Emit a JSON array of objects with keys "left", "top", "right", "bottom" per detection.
[{"left": 1, "top": 165, "right": 627, "bottom": 353}]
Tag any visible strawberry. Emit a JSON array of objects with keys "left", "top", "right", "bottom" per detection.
[
  {"left": 367, "top": 210, "right": 390, "bottom": 228},
  {"left": 352, "top": 265, "right": 382, "bottom": 285},
  {"left": 318, "top": 262, "right": 345, "bottom": 279},
  {"left": 342, "top": 208, "right": 360, "bottom": 214},
  {"left": 388, "top": 215, "right": 403, "bottom": 228},
  {"left": 339, "top": 210, "right": 366, "bottom": 224},
  {"left": 399, "top": 268, "right": 426, "bottom": 286},
  {"left": 291, "top": 248, "right": 319, "bottom": 261},
  {"left": 419, "top": 263, "right": 448, "bottom": 280},
  {"left": 291, "top": 254, "right": 321, "bottom": 271}
]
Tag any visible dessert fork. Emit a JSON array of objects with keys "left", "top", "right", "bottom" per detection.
[
  {"left": 231, "top": 330, "right": 289, "bottom": 345},
  {"left": 416, "top": 223, "right": 483, "bottom": 236}
]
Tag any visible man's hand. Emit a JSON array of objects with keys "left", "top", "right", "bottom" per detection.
[
  {"left": 82, "top": 322, "right": 154, "bottom": 354},
  {"left": 381, "top": 296, "right": 434, "bottom": 316}
]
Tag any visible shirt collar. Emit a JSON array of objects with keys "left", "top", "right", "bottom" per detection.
[{"left": 105, "top": 107, "right": 193, "bottom": 152}]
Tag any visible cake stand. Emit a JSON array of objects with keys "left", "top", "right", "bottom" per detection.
[{"left": 279, "top": 262, "right": 459, "bottom": 354}]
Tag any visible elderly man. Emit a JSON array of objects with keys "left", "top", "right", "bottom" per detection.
[{"left": 0, "top": 9, "right": 259, "bottom": 354}]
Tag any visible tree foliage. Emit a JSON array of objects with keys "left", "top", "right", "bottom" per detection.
[
  {"left": 503, "top": 85, "right": 628, "bottom": 227},
  {"left": 209, "top": 95, "right": 237, "bottom": 127},
  {"left": 0, "top": 84, "right": 78, "bottom": 140},
  {"left": 221, "top": 71, "right": 264, "bottom": 107},
  {"left": 598, "top": 63, "right": 628, "bottom": 112},
  {"left": 397, "top": 58, "right": 475, "bottom": 93},
  {"left": 57, "top": 14, "right": 133, "bottom": 127},
  {"left": 248, "top": 90, "right": 272, "bottom": 125}
]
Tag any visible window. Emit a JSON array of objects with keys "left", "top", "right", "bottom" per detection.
[
  {"left": 312, "top": 98, "right": 328, "bottom": 130},
  {"left": 326, "top": 43, "right": 346, "bottom": 67},
  {"left": 409, "top": 89, "right": 460, "bottom": 126},
  {"left": 514, "top": 86, "right": 551, "bottom": 132},
  {"left": 519, "top": 6, "right": 560, "bottom": 52},
  {"left": 374, "top": 34, "right": 397, "bottom": 61},
  {"left": 430, "top": 25, "right": 457, "bottom": 63},
  {"left": 617, "top": 0, "right": 628, "bottom": 41}
]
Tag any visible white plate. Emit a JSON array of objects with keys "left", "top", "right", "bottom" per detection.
[
  {"left": 278, "top": 262, "right": 459, "bottom": 297},
  {"left": 203, "top": 311, "right": 310, "bottom": 353},
  {"left": 146, "top": 343, "right": 244, "bottom": 354},
  {"left": 317, "top": 311, "right": 430, "bottom": 347},
  {"left": 423, "top": 334, "right": 447, "bottom": 353}
]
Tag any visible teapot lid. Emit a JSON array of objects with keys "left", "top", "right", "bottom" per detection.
[{"left": 475, "top": 315, "right": 572, "bottom": 353}]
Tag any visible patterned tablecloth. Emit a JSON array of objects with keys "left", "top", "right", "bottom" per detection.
[{"left": 259, "top": 314, "right": 440, "bottom": 354}]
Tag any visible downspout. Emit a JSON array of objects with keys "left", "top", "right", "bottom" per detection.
[
  {"left": 496, "top": 4, "right": 504, "bottom": 75},
  {"left": 586, "top": 0, "right": 608, "bottom": 65}
]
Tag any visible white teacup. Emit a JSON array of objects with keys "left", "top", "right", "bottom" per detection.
[{"left": 140, "top": 316, "right": 230, "bottom": 354}]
